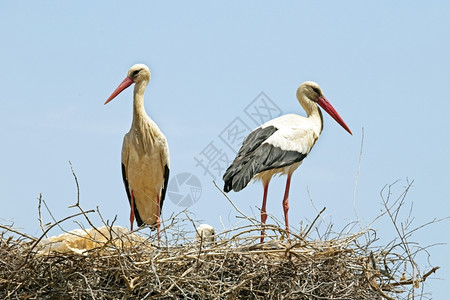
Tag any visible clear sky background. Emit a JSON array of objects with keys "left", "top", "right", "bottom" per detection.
[{"left": 1, "top": 1, "right": 449, "bottom": 297}]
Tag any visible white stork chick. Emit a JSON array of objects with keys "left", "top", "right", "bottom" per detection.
[
  {"left": 105, "top": 64, "right": 170, "bottom": 242},
  {"left": 196, "top": 224, "right": 216, "bottom": 245},
  {"left": 223, "top": 81, "right": 351, "bottom": 243}
]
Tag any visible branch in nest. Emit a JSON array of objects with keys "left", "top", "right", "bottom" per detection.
[{"left": 389, "top": 266, "right": 440, "bottom": 288}]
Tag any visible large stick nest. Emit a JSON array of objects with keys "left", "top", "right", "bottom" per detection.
[{"left": 0, "top": 181, "right": 440, "bottom": 299}]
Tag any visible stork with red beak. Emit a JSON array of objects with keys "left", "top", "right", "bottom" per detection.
[
  {"left": 105, "top": 64, "right": 170, "bottom": 241},
  {"left": 223, "top": 81, "right": 351, "bottom": 243}
]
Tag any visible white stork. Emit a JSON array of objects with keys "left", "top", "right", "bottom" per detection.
[
  {"left": 104, "top": 64, "right": 170, "bottom": 241},
  {"left": 223, "top": 81, "right": 351, "bottom": 243}
]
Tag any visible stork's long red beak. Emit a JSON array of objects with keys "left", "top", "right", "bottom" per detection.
[
  {"left": 317, "top": 97, "right": 352, "bottom": 135},
  {"left": 104, "top": 77, "right": 134, "bottom": 105}
]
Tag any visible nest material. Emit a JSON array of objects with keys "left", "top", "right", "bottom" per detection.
[
  {"left": 0, "top": 221, "right": 438, "bottom": 300},
  {"left": 0, "top": 178, "right": 440, "bottom": 299}
]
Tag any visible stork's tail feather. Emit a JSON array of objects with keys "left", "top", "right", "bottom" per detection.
[
  {"left": 223, "top": 170, "right": 238, "bottom": 193},
  {"left": 223, "top": 126, "right": 280, "bottom": 192},
  {"left": 224, "top": 161, "right": 262, "bottom": 192},
  {"left": 134, "top": 206, "right": 144, "bottom": 228},
  {"left": 223, "top": 149, "right": 264, "bottom": 193},
  {"left": 223, "top": 158, "right": 249, "bottom": 192}
]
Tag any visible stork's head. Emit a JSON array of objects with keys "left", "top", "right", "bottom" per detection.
[
  {"left": 104, "top": 64, "right": 151, "bottom": 105},
  {"left": 297, "top": 81, "right": 323, "bottom": 102},
  {"left": 127, "top": 64, "right": 151, "bottom": 83},
  {"left": 297, "top": 81, "right": 352, "bottom": 135}
]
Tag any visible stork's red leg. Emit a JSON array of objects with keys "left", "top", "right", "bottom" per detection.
[
  {"left": 130, "top": 190, "right": 135, "bottom": 231},
  {"left": 282, "top": 173, "right": 293, "bottom": 240},
  {"left": 260, "top": 180, "right": 270, "bottom": 243},
  {"left": 156, "top": 194, "right": 161, "bottom": 246}
]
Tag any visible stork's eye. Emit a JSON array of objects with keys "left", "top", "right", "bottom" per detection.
[
  {"left": 312, "top": 87, "right": 320, "bottom": 95},
  {"left": 132, "top": 70, "right": 140, "bottom": 77}
]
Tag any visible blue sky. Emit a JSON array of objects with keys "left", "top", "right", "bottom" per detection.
[{"left": 1, "top": 1, "right": 449, "bottom": 297}]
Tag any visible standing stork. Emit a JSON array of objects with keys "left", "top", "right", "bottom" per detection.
[
  {"left": 104, "top": 64, "right": 170, "bottom": 241},
  {"left": 223, "top": 81, "right": 351, "bottom": 243}
]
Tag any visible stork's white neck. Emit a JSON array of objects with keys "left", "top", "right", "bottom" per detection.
[
  {"left": 299, "top": 95, "right": 323, "bottom": 135},
  {"left": 132, "top": 80, "right": 150, "bottom": 123}
]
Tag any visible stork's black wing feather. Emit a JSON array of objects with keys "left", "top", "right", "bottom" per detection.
[
  {"left": 122, "top": 163, "right": 144, "bottom": 227},
  {"left": 224, "top": 143, "right": 307, "bottom": 192},
  {"left": 160, "top": 164, "right": 170, "bottom": 213}
]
